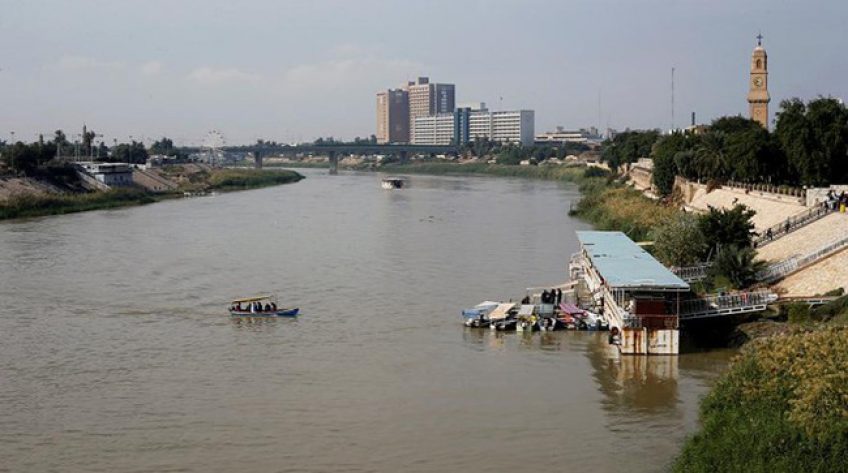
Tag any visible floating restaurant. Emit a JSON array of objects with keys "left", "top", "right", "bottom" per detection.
[{"left": 572, "top": 231, "right": 690, "bottom": 355}]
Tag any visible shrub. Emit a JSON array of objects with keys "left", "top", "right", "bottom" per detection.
[{"left": 673, "top": 327, "right": 848, "bottom": 473}]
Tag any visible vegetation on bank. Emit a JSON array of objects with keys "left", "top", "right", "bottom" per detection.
[
  {"left": 381, "top": 162, "right": 587, "bottom": 181},
  {"left": 0, "top": 188, "right": 157, "bottom": 220},
  {"left": 205, "top": 168, "right": 304, "bottom": 190},
  {"left": 673, "top": 327, "right": 848, "bottom": 473},
  {"left": 0, "top": 169, "right": 303, "bottom": 220},
  {"left": 602, "top": 97, "right": 848, "bottom": 193}
]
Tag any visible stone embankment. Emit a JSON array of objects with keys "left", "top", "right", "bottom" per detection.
[
  {"left": 685, "top": 186, "right": 806, "bottom": 230},
  {"left": 0, "top": 176, "right": 64, "bottom": 201}
]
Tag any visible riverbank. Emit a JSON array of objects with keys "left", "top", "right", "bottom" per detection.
[
  {"left": 673, "top": 325, "right": 848, "bottom": 473},
  {"left": 0, "top": 168, "right": 303, "bottom": 220}
]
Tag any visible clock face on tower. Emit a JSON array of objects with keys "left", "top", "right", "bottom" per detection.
[{"left": 753, "top": 77, "right": 764, "bottom": 88}]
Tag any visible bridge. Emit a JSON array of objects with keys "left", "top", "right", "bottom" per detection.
[{"left": 183, "top": 143, "right": 461, "bottom": 174}]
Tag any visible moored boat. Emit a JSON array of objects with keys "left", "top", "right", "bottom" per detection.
[
  {"left": 381, "top": 176, "right": 407, "bottom": 189},
  {"left": 229, "top": 295, "right": 299, "bottom": 317},
  {"left": 463, "top": 301, "right": 500, "bottom": 328}
]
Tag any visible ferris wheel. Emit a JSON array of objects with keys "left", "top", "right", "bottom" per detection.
[{"left": 202, "top": 130, "right": 226, "bottom": 166}]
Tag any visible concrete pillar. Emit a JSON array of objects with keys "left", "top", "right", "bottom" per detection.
[
  {"left": 329, "top": 151, "right": 338, "bottom": 175},
  {"left": 254, "top": 151, "right": 263, "bottom": 169},
  {"left": 399, "top": 150, "right": 408, "bottom": 164}
]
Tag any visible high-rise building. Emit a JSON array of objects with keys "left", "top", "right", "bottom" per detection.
[
  {"left": 407, "top": 77, "right": 456, "bottom": 142},
  {"left": 376, "top": 88, "right": 409, "bottom": 143},
  {"left": 411, "top": 108, "right": 535, "bottom": 146},
  {"left": 748, "top": 34, "right": 770, "bottom": 129}
]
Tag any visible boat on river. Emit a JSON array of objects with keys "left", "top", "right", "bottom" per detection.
[
  {"left": 462, "top": 301, "right": 500, "bottom": 328},
  {"left": 381, "top": 176, "right": 407, "bottom": 189},
  {"left": 229, "top": 295, "right": 299, "bottom": 317}
]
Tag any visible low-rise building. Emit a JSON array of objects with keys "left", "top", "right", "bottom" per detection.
[
  {"left": 535, "top": 126, "right": 597, "bottom": 145},
  {"left": 78, "top": 162, "right": 133, "bottom": 186}
]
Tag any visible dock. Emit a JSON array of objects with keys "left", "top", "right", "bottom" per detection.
[{"left": 571, "top": 231, "right": 776, "bottom": 355}]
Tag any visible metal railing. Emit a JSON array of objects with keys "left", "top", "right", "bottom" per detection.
[
  {"left": 759, "top": 233, "right": 848, "bottom": 283},
  {"left": 725, "top": 180, "right": 806, "bottom": 199},
  {"left": 671, "top": 263, "right": 711, "bottom": 283},
  {"left": 754, "top": 204, "right": 835, "bottom": 247},
  {"left": 679, "top": 289, "right": 777, "bottom": 319}
]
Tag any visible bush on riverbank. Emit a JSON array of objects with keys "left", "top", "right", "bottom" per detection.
[
  {"left": 0, "top": 169, "right": 304, "bottom": 220},
  {"left": 0, "top": 188, "right": 157, "bottom": 219},
  {"left": 380, "top": 162, "right": 586, "bottom": 182},
  {"left": 673, "top": 327, "right": 848, "bottom": 473},
  {"left": 570, "top": 177, "right": 679, "bottom": 242},
  {"left": 207, "top": 169, "right": 304, "bottom": 190}
]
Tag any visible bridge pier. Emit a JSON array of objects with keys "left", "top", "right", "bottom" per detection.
[
  {"left": 399, "top": 150, "right": 408, "bottom": 165},
  {"left": 328, "top": 151, "right": 338, "bottom": 175},
  {"left": 254, "top": 151, "right": 263, "bottom": 169}
]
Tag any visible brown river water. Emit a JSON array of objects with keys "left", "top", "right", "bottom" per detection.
[{"left": 0, "top": 169, "right": 733, "bottom": 472}]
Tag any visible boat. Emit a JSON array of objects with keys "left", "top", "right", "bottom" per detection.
[
  {"left": 516, "top": 304, "right": 540, "bottom": 332},
  {"left": 229, "top": 295, "right": 299, "bottom": 317},
  {"left": 381, "top": 176, "right": 407, "bottom": 189},
  {"left": 462, "top": 301, "right": 500, "bottom": 328},
  {"left": 559, "top": 302, "right": 606, "bottom": 330},
  {"left": 488, "top": 303, "right": 517, "bottom": 331}
]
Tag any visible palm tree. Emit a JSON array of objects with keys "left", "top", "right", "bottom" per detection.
[{"left": 695, "top": 131, "right": 730, "bottom": 180}]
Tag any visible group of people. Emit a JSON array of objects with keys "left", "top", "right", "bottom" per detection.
[
  {"left": 825, "top": 190, "right": 848, "bottom": 212},
  {"left": 231, "top": 301, "right": 278, "bottom": 313},
  {"left": 540, "top": 288, "right": 563, "bottom": 305}
]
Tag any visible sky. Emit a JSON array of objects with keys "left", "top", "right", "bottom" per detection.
[{"left": 1, "top": 0, "right": 846, "bottom": 145}]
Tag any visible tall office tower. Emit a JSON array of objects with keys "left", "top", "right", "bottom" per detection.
[
  {"left": 407, "top": 77, "right": 456, "bottom": 141},
  {"left": 376, "top": 88, "right": 410, "bottom": 143}
]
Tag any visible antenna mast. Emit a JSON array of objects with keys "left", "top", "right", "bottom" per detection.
[{"left": 671, "top": 67, "right": 675, "bottom": 132}]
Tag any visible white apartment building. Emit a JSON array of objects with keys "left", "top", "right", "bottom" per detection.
[
  {"left": 468, "top": 110, "right": 535, "bottom": 146},
  {"left": 412, "top": 113, "right": 455, "bottom": 146},
  {"left": 411, "top": 109, "right": 535, "bottom": 146}
]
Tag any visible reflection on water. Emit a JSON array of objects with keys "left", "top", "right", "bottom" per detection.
[{"left": 0, "top": 170, "right": 731, "bottom": 473}]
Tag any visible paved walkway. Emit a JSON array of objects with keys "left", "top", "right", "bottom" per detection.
[
  {"left": 756, "top": 213, "right": 848, "bottom": 263},
  {"left": 687, "top": 188, "right": 806, "bottom": 230},
  {"left": 776, "top": 247, "right": 848, "bottom": 297}
]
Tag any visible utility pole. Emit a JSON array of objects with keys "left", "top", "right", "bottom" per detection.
[{"left": 671, "top": 67, "right": 676, "bottom": 133}]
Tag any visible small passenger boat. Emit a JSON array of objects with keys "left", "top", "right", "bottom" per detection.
[
  {"left": 463, "top": 301, "right": 500, "bottom": 328},
  {"left": 488, "top": 303, "right": 518, "bottom": 331},
  {"left": 516, "top": 305, "right": 540, "bottom": 332},
  {"left": 381, "top": 176, "right": 407, "bottom": 189},
  {"left": 229, "top": 295, "right": 299, "bottom": 317}
]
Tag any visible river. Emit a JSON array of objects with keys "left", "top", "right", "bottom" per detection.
[{"left": 0, "top": 169, "right": 732, "bottom": 472}]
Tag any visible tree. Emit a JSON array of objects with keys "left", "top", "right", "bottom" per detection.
[
  {"left": 149, "top": 137, "right": 176, "bottom": 156},
  {"left": 650, "top": 212, "right": 707, "bottom": 266},
  {"left": 698, "top": 204, "right": 757, "bottom": 256},
  {"left": 774, "top": 97, "right": 848, "bottom": 186},
  {"left": 110, "top": 141, "right": 148, "bottom": 164},
  {"left": 694, "top": 131, "right": 730, "bottom": 180},
  {"left": 2, "top": 141, "right": 55, "bottom": 174},
  {"left": 601, "top": 130, "right": 660, "bottom": 168},
  {"left": 651, "top": 132, "right": 691, "bottom": 195},
  {"left": 708, "top": 245, "right": 765, "bottom": 289}
]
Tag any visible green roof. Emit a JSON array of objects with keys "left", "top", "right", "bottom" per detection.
[{"left": 576, "top": 231, "right": 690, "bottom": 291}]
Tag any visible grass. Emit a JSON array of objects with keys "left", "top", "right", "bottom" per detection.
[
  {"left": 381, "top": 162, "right": 587, "bottom": 181},
  {"left": 0, "top": 188, "right": 159, "bottom": 220},
  {"left": 0, "top": 168, "right": 304, "bottom": 220},
  {"left": 569, "top": 177, "right": 680, "bottom": 242},
  {"left": 206, "top": 169, "right": 304, "bottom": 190},
  {"left": 672, "top": 327, "right": 848, "bottom": 473}
]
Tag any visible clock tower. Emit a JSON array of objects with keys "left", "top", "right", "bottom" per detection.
[{"left": 748, "top": 34, "right": 770, "bottom": 129}]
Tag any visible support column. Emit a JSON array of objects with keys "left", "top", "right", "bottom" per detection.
[
  {"left": 329, "top": 151, "right": 338, "bottom": 175},
  {"left": 399, "top": 150, "right": 408, "bottom": 164},
  {"left": 254, "top": 151, "right": 263, "bottom": 169}
]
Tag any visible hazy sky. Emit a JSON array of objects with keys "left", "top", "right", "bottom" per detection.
[{"left": 1, "top": 0, "right": 846, "bottom": 145}]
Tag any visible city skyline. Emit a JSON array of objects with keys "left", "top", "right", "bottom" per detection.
[{"left": 1, "top": 0, "right": 847, "bottom": 145}]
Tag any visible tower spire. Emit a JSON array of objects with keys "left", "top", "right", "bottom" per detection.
[{"left": 756, "top": 32, "right": 763, "bottom": 46}]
